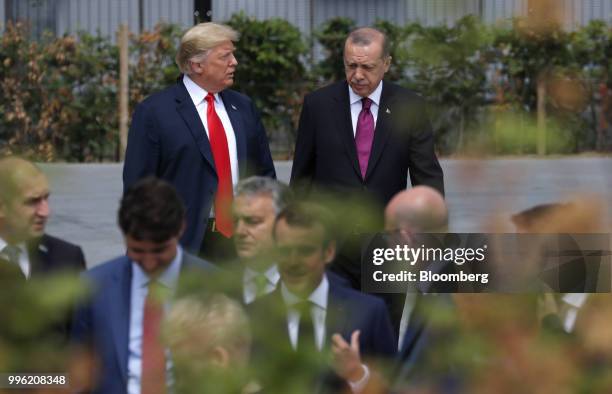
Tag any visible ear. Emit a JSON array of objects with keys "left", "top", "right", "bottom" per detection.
[
  {"left": 383, "top": 56, "right": 392, "bottom": 72},
  {"left": 178, "top": 220, "right": 186, "bottom": 238},
  {"left": 189, "top": 58, "right": 208, "bottom": 76},
  {"left": 323, "top": 240, "right": 336, "bottom": 264},
  {"left": 210, "top": 346, "right": 230, "bottom": 368}
]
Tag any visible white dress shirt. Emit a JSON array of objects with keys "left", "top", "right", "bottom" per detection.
[
  {"left": 281, "top": 275, "right": 329, "bottom": 351},
  {"left": 560, "top": 293, "right": 588, "bottom": 333},
  {"left": 348, "top": 81, "right": 383, "bottom": 136},
  {"left": 0, "top": 237, "right": 30, "bottom": 279},
  {"left": 243, "top": 264, "right": 280, "bottom": 305},
  {"left": 127, "top": 246, "right": 183, "bottom": 394},
  {"left": 183, "top": 74, "right": 239, "bottom": 186}
]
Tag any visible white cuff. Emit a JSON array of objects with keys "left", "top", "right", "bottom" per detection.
[{"left": 348, "top": 364, "right": 370, "bottom": 393}]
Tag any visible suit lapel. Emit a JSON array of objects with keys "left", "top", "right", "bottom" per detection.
[
  {"left": 174, "top": 81, "right": 216, "bottom": 171},
  {"left": 26, "top": 237, "right": 46, "bottom": 276},
  {"left": 365, "top": 81, "right": 394, "bottom": 180},
  {"left": 110, "top": 259, "right": 132, "bottom": 383},
  {"left": 220, "top": 90, "right": 247, "bottom": 176},
  {"left": 332, "top": 83, "right": 362, "bottom": 180},
  {"left": 326, "top": 284, "right": 349, "bottom": 349}
]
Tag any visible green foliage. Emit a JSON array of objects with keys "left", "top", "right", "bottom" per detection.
[
  {"left": 1, "top": 16, "right": 611, "bottom": 161},
  {"left": 405, "top": 16, "right": 491, "bottom": 153},
  {"left": 313, "top": 17, "right": 355, "bottom": 83},
  {"left": 226, "top": 12, "right": 309, "bottom": 152},
  {"left": 129, "top": 23, "right": 182, "bottom": 108}
]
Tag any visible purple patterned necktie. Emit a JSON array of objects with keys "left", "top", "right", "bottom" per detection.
[{"left": 355, "top": 97, "right": 374, "bottom": 179}]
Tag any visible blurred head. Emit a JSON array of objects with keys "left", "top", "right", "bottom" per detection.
[
  {"left": 176, "top": 22, "right": 239, "bottom": 93},
  {"left": 512, "top": 199, "right": 605, "bottom": 233},
  {"left": 233, "top": 177, "right": 291, "bottom": 268},
  {"left": 385, "top": 186, "right": 448, "bottom": 243},
  {"left": 165, "top": 294, "right": 251, "bottom": 370},
  {"left": 119, "top": 177, "right": 185, "bottom": 276},
  {"left": 344, "top": 27, "right": 391, "bottom": 98},
  {"left": 274, "top": 202, "right": 336, "bottom": 298},
  {"left": 0, "top": 157, "right": 50, "bottom": 244}
]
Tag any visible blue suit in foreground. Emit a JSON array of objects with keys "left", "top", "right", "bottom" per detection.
[
  {"left": 70, "top": 253, "right": 217, "bottom": 394},
  {"left": 123, "top": 80, "right": 276, "bottom": 252},
  {"left": 248, "top": 278, "right": 397, "bottom": 393}
]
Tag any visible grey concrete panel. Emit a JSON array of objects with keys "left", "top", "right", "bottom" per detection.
[{"left": 41, "top": 158, "right": 612, "bottom": 268}]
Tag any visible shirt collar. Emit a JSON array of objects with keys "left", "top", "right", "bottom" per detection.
[
  {"left": 183, "top": 74, "right": 219, "bottom": 105},
  {"left": 281, "top": 274, "right": 329, "bottom": 310},
  {"left": 562, "top": 293, "right": 588, "bottom": 308},
  {"left": 132, "top": 245, "right": 184, "bottom": 290},
  {"left": 0, "top": 237, "right": 26, "bottom": 255},
  {"left": 348, "top": 80, "right": 383, "bottom": 107},
  {"left": 244, "top": 264, "right": 280, "bottom": 285}
]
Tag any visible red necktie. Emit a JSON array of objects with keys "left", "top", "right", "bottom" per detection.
[
  {"left": 354, "top": 98, "right": 375, "bottom": 179},
  {"left": 205, "top": 93, "right": 234, "bottom": 237},
  {"left": 141, "top": 282, "right": 166, "bottom": 394}
]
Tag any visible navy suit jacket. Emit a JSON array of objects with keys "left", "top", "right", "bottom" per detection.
[
  {"left": 27, "top": 233, "right": 86, "bottom": 276},
  {"left": 249, "top": 278, "right": 396, "bottom": 392},
  {"left": 123, "top": 80, "right": 276, "bottom": 251},
  {"left": 71, "top": 252, "right": 217, "bottom": 394}
]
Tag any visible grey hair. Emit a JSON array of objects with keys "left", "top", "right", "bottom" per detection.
[
  {"left": 234, "top": 176, "right": 292, "bottom": 214},
  {"left": 346, "top": 27, "right": 390, "bottom": 59}
]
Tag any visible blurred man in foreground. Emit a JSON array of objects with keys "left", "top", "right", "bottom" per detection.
[
  {"left": 249, "top": 202, "right": 395, "bottom": 393},
  {"left": 165, "top": 293, "right": 258, "bottom": 393},
  {"left": 71, "top": 177, "right": 217, "bottom": 394}
]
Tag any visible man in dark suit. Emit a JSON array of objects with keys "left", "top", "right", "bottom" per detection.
[
  {"left": 0, "top": 154, "right": 85, "bottom": 286},
  {"left": 123, "top": 22, "right": 276, "bottom": 260},
  {"left": 291, "top": 27, "right": 443, "bottom": 288},
  {"left": 382, "top": 186, "right": 459, "bottom": 391},
  {"left": 291, "top": 27, "right": 443, "bottom": 214},
  {"left": 249, "top": 202, "right": 396, "bottom": 393},
  {"left": 71, "top": 177, "right": 217, "bottom": 394},
  {"left": 0, "top": 157, "right": 86, "bottom": 279}
]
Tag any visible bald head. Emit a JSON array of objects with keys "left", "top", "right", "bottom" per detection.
[
  {"left": 385, "top": 186, "right": 448, "bottom": 233},
  {"left": 0, "top": 157, "right": 50, "bottom": 243}
]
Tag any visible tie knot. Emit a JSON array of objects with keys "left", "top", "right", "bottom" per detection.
[
  {"left": 361, "top": 97, "right": 372, "bottom": 111},
  {"left": 205, "top": 92, "right": 215, "bottom": 104}
]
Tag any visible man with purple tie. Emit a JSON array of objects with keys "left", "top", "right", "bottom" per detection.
[{"left": 290, "top": 27, "right": 444, "bottom": 288}]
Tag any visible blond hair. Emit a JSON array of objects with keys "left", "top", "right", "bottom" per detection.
[
  {"left": 175, "top": 22, "right": 239, "bottom": 74},
  {"left": 165, "top": 294, "right": 251, "bottom": 358}
]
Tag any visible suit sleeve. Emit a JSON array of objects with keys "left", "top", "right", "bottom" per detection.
[
  {"left": 406, "top": 100, "right": 445, "bottom": 196},
  {"left": 70, "top": 275, "right": 94, "bottom": 346},
  {"left": 250, "top": 99, "right": 276, "bottom": 179},
  {"left": 122, "top": 102, "right": 161, "bottom": 193},
  {"left": 75, "top": 247, "right": 86, "bottom": 270},
  {"left": 290, "top": 95, "right": 316, "bottom": 190},
  {"left": 371, "top": 298, "right": 398, "bottom": 358}
]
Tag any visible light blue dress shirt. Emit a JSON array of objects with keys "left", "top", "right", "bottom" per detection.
[{"left": 127, "top": 246, "right": 183, "bottom": 394}]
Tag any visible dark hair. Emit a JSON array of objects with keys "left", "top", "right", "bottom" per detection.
[
  {"left": 119, "top": 177, "right": 185, "bottom": 242},
  {"left": 274, "top": 202, "right": 334, "bottom": 246},
  {"left": 346, "top": 27, "right": 390, "bottom": 59}
]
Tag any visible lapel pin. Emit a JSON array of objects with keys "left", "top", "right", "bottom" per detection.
[
  {"left": 39, "top": 244, "right": 48, "bottom": 253},
  {"left": 386, "top": 108, "right": 391, "bottom": 114},
  {"left": 231, "top": 104, "right": 237, "bottom": 110}
]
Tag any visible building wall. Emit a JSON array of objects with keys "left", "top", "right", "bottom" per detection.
[
  {"left": 0, "top": 0, "right": 5, "bottom": 30},
  {"left": 4, "top": 0, "right": 193, "bottom": 39},
  {"left": 212, "top": 0, "right": 311, "bottom": 34}
]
